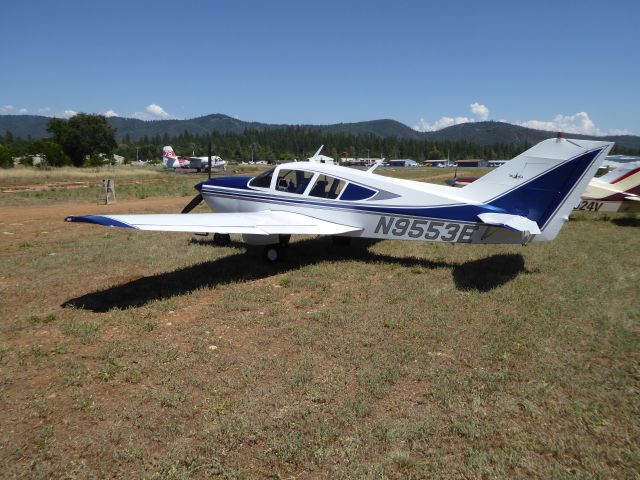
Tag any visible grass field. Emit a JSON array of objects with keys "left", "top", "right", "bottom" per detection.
[
  {"left": 0, "top": 166, "right": 638, "bottom": 479},
  {"left": 0, "top": 164, "right": 266, "bottom": 206}
]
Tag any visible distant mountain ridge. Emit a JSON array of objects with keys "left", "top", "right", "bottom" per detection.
[{"left": 0, "top": 113, "right": 638, "bottom": 150}]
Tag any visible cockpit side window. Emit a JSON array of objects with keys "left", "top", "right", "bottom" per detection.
[
  {"left": 248, "top": 167, "right": 275, "bottom": 189},
  {"left": 309, "top": 175, "right": 346, "bottom": 199},
  {"left": 339, "top": 182, "right": 376, "bottom": 201},
  {"left": 276, "top": 169, "right": 315, "bottom": 194}
]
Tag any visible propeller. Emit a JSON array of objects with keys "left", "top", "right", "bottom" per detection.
[
  {"left": 183, "top": 141, "right": 213, "bottom": 213},
  {"left": 181, "top": 193, "right": 204, "bottom": 213}
]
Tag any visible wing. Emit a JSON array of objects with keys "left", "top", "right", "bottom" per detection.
[{"left": 65, "top": 210, "right": 362, "bottom": 236}]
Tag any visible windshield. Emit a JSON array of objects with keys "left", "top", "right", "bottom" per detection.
[{"left": 248, "top": 167, "right": 275, "bottom": 188}]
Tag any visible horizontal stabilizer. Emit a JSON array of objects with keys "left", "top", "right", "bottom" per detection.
[
  {"left": 477, "top": 213, "right": 541, "bottom": 234},
  {"left": 625, "top": 196, "right": 640, "bottom": 202},
  {"left": 65, "top": 210, "right": 361, "bottom": 236}
]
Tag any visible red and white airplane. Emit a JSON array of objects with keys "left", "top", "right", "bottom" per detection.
[
  {"left": 575, "top": 164, "right": 640, "bottom": 212},
  {"left": 162, "top": 146, "right": 226, "bottom": 173}
]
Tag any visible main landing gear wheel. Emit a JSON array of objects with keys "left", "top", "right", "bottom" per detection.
[
  {"left": 263, "top": 245, "right": 283, "bottom": 263},
  {"left": 213, "top": 233, "right": 231, "bottom": 246}
]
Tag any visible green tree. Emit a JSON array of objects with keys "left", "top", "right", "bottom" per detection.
[
  {"left": 0, "top": 143, "right": 12, "bottom": 168},
  {"left": 3, "top": 131, "right": 14, "bottom": 146},
  {"left": 427, "top": 147, "right": 443, "bottom": 160},
  {"left": 27, "top": 140, "right": 71, "bottom": 167},
  {"left": 47, "top": 114, "right": 117, "bottom": 166}
]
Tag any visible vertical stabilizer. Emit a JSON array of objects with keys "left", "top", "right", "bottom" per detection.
[{"left": 460, "top": 137, "right": 613, "bottom": 241}]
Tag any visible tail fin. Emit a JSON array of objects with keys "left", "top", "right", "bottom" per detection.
[
  {"left": 162, "top": 146, "right": 177, "bottom": 159},
  {"left": 604, "top": 166, "right": 640, "bottom": 197},
  {"left": 461, "top": 137, "right": 613, "bottom": 241},
  {"left": 599, "top": 164, "right": 640, "bottom": 184}
]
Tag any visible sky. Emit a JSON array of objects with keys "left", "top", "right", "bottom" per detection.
[{"left": 1, "top": 0, "right": 639, "bottom": 135}]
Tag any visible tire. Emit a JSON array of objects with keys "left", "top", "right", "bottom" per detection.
[
  {"left": 264, "top": 245, "right": 280, "bottom": 263},
  {"left": 213, "top": 233, "right": 231, "bottom": 246}
]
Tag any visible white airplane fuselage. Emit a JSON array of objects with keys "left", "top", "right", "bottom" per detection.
[
  {"left": 197, "top": 137, "right": 610, "bottom": 246},
  {"left": 200, "top": 165, "right": 512, "bottom": 244},
  {"left": 162, "top": 146, "right": 226, "bottom": 171}
]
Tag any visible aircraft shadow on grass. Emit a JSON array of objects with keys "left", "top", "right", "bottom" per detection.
[
  {"left": 611, "top": 217, "right": 640, "bottom": 228},
  {"left": 62, "top": 238, "right": 528, "bottom": 313}
]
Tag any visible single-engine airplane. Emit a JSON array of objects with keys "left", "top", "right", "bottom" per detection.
[
  {"left": 162, "top": 146, "right": 226, "bottom": 173},
  {"left": 66, "top": 137, "right": 612, "bottom": 262},
  {"left": 447, "top": 159, "right": 639, "bottom": 213}
]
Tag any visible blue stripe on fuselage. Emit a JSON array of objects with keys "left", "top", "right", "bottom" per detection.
[{"left": 200, "top": 185, "right": 506, "bottom": 222}]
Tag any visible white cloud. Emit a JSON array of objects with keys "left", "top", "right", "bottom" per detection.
[
  {"left": 608, "top": 128, "right": 632, "bottom": 136},
  {"left": 146, "top": 103, "right": 169, "bottom": 118},
  {"left": 1, "top": 105, "right": 29, "bottom": 114},
  {"left": 414, "top": 102, "right": 489, "bottom": 132},
  {"left": 104, "top": 109, "right": 119, "bottom": 117},
  {"left": 470, "top": 102, "right": 489, "bottom": 121},
  {"left": 32, "top": 107, "right": 75, "bottom": 118},
  {"left": 415, "top": 103, "right": 633, "bottom": 135},
  {"left": 132, "top": 103, "right": 172, "bottom": 120},
  {"left": 516, "top": 112, "right": 603, "bottom": 135},
  {"left": 415, "top": 116, "right": 472, "bottom": 132}
]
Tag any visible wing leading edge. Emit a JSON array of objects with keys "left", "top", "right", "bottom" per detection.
[{"left": 65, "top": 210, "right": 361, "bottom": 236}]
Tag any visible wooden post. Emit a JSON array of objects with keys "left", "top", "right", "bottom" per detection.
[{"left": 103, "top": 179, "right": 116, "bottom": 204}]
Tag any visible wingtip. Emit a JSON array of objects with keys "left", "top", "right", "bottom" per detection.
[{"left": 64, "top": 215, "right": 135, "bottom": 229}]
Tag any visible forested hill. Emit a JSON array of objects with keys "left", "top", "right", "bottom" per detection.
[
  {"left": 0, "top": 114, "right": 422, "bottom": 142},
  {"left": 422, "top": 122, "right": 640, "bottom": 150},
  {"left": 1, "top": 113, "right": 638, "bottom": 150}
]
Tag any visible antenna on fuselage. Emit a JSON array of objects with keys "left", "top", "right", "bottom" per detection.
[
  {"left": 366, "top": 159, "right": 384, "bottom": 174},
  {"left": 312, "top": 145, "right": 324, "bottom": 158}
]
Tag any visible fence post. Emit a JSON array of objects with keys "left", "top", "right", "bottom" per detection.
[{"left": 103, "top": 179, "right": 116, "bottom": 204}]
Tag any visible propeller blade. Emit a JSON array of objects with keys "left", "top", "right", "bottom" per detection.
[{"left": 181, "top": 194, "right": 203, "bottom": 214}]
